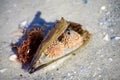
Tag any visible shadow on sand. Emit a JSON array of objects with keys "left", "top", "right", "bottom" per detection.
[{"left": 11, "top": 11, "right": 55, "bottom": 70}]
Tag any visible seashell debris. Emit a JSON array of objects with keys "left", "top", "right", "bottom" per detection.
[
  {"left": 103, "top": 34, "right": 110, "bottom": 41},
  {"left": 0, "top": 68, "right": 7, "bottom": 73},
  {"left": 9, "top": 54, "right": 17, "bottom": 62},
  {"left": 101, "top": 6, "right": 106, "bottom": 10}
]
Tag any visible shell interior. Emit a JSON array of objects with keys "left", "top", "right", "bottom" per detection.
[{"left": 27, "top": 18, "right": 92, "bottom": 73}]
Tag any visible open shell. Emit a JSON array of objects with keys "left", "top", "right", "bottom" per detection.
[
  {"left": 27, "top": 18, "right": 91, "bottom": 73},
  {"left": 13, "top": 18, "right": 91, "bottom": 73}
]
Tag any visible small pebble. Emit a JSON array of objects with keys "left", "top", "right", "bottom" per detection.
[
  {"left": 80, "top": 66, "right": 87, "bottom": 73},
  {"left": 97, "top": 67, "right": 101, "bottom": 71},
  {"left": 51, "top": 77, "right": 54, "bottom": 80},
  {"left": 103, "top": 34, "right": 110, "bottom": 41},
  {"left": 101, "top": 6, "right": 106, "bottom": 10},
  {"left": 100, "top": 55, "right": 104, "bottom": 58},
  {"left": 19, "top": 20, "right": 28, "bottom": 28},
  {"left": 51, "top": 73, "right": 54, "bottom": 76},
  {"left": 83, "top": 0, "right": 88, "bottom": 4},
  {"left": 20, "top": 74, "right": 23, "bottom": 77},
  {"left": 98, "top": 75, "right": 102, "bottom": 77},
  {"left": 56, "top": 68, "right": 59, "bottom": 71},
  {"left": 67, "top": 73, "right": 71, "bottom": 76},
  {"left": 111, "top": 36, "right": 120, "bottom": 40},
  {"left": 108, "top": 57, "right": 113, "bottom": 61},
  {"left": 51, "top": 65, "right": 56, "bottom": 69},
  {"left": 93, "top": 72, "right": 97, "bottom": 77},
  {"left": 106, "top": 12, "right": 110, "bottom": 15},
  {"left": 73, "top": 71, "right": 76, "bottom": 74},
  {"left": 99, "top": 21, "right": 109, "bottom": 26},
  {"left": 9, "top": 54, "right": 17, "bottom": 62},
  {"left": 0, "top": 68, "right": 7, "bottom": 73}
]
